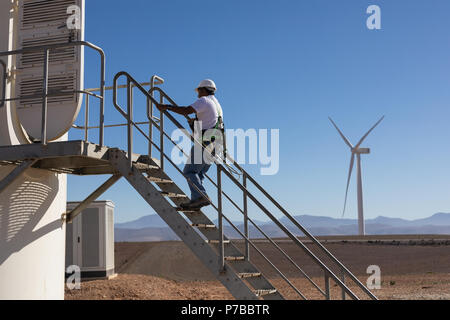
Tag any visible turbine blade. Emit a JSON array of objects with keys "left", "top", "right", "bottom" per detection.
[
  {"left": 354, "top": 116, "right": 385, "bottom": 149},
  {"left": 329, "top": 117, "right": 353, "bottom": 149},
  {"left": 342, "top": 153, "right": 355, "bottom": 218}
]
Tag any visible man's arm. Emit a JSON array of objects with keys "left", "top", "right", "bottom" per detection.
[{"left": 157, "top": 104, "right": 196, "bottom": 116}]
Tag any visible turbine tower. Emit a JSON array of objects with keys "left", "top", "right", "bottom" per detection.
[
  {"left": 329, "top": 116, "right": 385, "bottom": 236},
  {"left": 0, "top": 0, "right": 85, "bottom": 299}
]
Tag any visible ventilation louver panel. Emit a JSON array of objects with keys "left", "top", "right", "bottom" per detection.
[
  {"left": 20, "top": 34, "right": 76, "bottom": 68},
  {"left": 15, "top": 0, "right": 85, "bottom": 142},
  {"left": 18, "top": 72, "right": 77, "bottom": 108},
  {"left": 21, "top": 0, "right": 78, "bottom": 28}
]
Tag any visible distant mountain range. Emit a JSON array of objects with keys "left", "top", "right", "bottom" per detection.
[{"left": 114, "top": 213, "right": 450, "bottom": 242}]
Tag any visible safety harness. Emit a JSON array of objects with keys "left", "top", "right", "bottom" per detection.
[{"left": 199, "top": 98, "right": 227, "bottom": 161}]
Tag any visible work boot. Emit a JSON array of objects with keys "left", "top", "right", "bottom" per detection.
[{"left": 180, "top": 196, "right": 211, "bottom": 210}]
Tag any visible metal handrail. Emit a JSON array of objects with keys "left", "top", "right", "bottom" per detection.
[
  {"left": 146, "top": 85, "right": 373, "bottom": 299},
  {"left": 112, "top": 71, "right": 377, "bottom": 300},
  {"left": 72, "top": 120, "right": 158, "bottom": 130},
  {"left": 2, "top": 89, "right": 103, "bottom": 104},
  {"left": 112, "top": 71, "right": 315, "bottom": 299},
  {"left": 85, "top": 79, "right": 163, "bottom": 93},
  {"left": 149, "top": 86, "right": 377, "bottom": 299},
  {"left": 0, "top": 41, "right": 105, "bottom": 146},
  {"left": 74, "top": 81, "right": 161, "bottom": 142}
]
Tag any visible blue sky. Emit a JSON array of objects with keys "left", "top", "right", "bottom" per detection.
[{"left": 68, "top": 0, "right": 450, "bottom": 224}]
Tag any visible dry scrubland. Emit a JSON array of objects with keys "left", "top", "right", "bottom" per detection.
[{"left": 66, "top": 236, "right": 450, "bottom": 300}]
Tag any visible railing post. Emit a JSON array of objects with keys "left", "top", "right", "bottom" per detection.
[
  {"left": 99, "top": 51, "right": 105, "bottom": 147},
  {"left": 147, "top": 95, "right": 153, "bottom": 158},
  {"left": 148, "top": 79, "right": 155, "bottom": 159},
  {"left": 41, "top": 49, "right": 50, "bottom": 145},
  {"left": 84, "top": 94, "right": 89, "bottom": 142},
  {"left": 243, "top": 173, "right": 249, "bottom": 261},
  {"left": 217, "top": 165, "right": 225, "bottom": 272},
  {"left": 127, "top": 78, "right": 133, "bottom": 169},
  {"left": 341, "top": 270, "right": 346, "bottom": 300},
  {"left": 149, "top": 75, "right": 164, "bottom": 158},
  {"left": 159, "top": 93, "right": 164, "bottom": 170},
  {"left": 325, "top": 273, "right": 331, "bottom": 300}
]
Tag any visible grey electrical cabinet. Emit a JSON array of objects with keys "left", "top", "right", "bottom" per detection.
[{"left": 66, "top": 200, "right": 115, "bottom": 280}]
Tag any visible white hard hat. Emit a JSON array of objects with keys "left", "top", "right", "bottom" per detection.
[{"left": 196, "top": 79, "right": 217, "bottom": 91}]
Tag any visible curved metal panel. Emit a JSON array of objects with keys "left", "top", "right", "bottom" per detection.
[{"left": 15, "top": 0, "right": 85, "bottom": 142}]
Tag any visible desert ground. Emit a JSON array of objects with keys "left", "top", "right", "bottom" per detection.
[{"left": 65, "top": 235, "right": 450, "bottom": 300}]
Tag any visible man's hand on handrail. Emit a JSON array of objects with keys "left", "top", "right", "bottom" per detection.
[
  {"left": 156, "top": 103, "right": 168, "bottom": 111},
  {"left": 156, "top": 103, "right": 196, "bottom": 117}
]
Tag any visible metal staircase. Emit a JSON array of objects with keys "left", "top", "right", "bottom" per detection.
[
  {"left": 0, "top": 40, "right": 378, "bottom": 300},
  {"left": 108, "top": 149, "right": 282, "bottom": 300},
  {"left": 105, "top": 71, "right": 377, "bottom": 300}
]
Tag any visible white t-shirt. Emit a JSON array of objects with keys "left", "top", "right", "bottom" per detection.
[{"left": 191, "top": 95, "right": 223, "bottom": 130}]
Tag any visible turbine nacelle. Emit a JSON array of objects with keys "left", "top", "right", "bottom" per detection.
[{"left": 353, "top": 148, "right": 370, "bottom": 154}]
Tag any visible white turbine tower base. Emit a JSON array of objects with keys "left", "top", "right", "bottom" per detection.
[
  {"left": 329, "top": 116, "right": 385, "bottom": 236},
  {"left": 0, "top": 0, "right": 84, "bottom": 299}
]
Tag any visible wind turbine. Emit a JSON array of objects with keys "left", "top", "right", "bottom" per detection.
[{"left": 329, "top": 116, "right": 385, "bottom": 236}]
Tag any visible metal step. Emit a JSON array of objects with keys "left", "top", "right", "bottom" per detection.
[
  {"left": 161, "top": 192, "right": 188, "bottom": 199},
  {"left": 254, "top": 289, "right": 278, "bottom": 297},
  {"left": 134, "top": 163, "right": 160, "bottom": 172},
  {"left": 206, "top": 240, "right": 231, "bottom": 244},
  {"left": 238, "top": 273, "right": 262, "bottom": 279},
  {"left": 175, "top": 207, "right": 200, "bottom": 213},
  {"left": 147, "top": 177, "right": 173, "bottom": 184},
  {"left": 225, "top": 256, "right": 246, "bottom": 261},
  {"left": 192, "top": 223, "right": 216, "bottom": 229}
]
